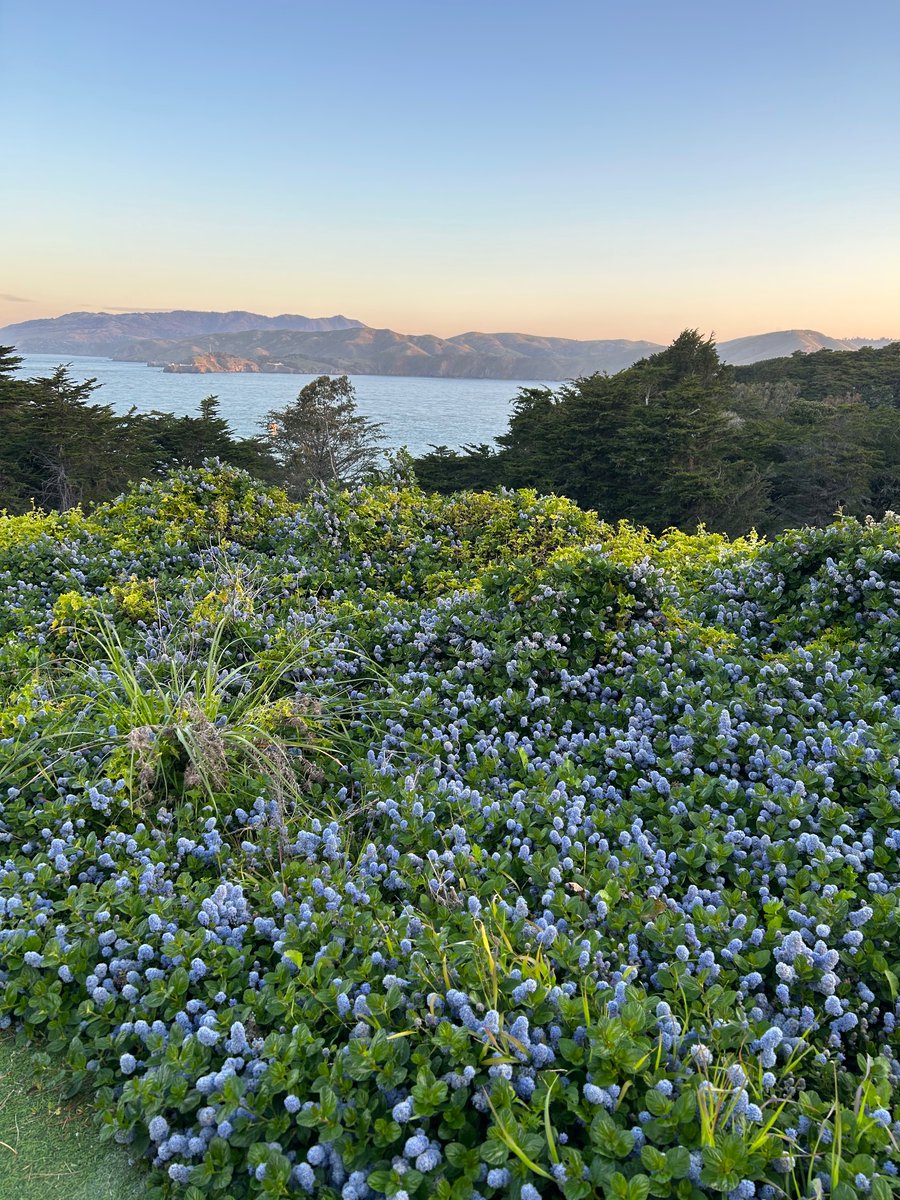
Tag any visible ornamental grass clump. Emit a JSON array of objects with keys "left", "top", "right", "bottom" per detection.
[
  {"left": 0, "top": 463, "right": 898, "bottom": 1200},
  {"left": 69, "top": 612, "right": 341, "bottom": 821}
]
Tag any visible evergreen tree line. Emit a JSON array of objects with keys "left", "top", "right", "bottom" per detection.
[
  {"left": 413, "top": 331, "right": 900, "bottom": 535},
  {"left": 0, "top": 348, "right": 278, "bottom": 513},
  {"left": 0, "top": 349, "right": 383, "bottom": 514},
  {"left": 3, "top": 335, "right": 898, "bottom": 533},
  {"left": 733, "top": 340, "right": 900, "bottom": 405}
]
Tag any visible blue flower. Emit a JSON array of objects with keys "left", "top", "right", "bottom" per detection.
[{"left": 148, "top": 1115, "right": 169, "bottom": 1141}]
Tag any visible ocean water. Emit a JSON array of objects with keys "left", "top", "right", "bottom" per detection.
[{"left": 15, "top": 355, "right": 540, "bottom": 458}]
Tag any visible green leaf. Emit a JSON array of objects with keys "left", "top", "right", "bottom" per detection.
[
  {"left": 644, "top": 1088, "right": 672, "bottom": 1117},
  {"left": 558, "top": 1037, "right": 585, "bottom": 1064},
  {"left": 640, "top": 1146, "right": 667, "bottom": 1172},
  {"left": 367, "top": 1169, "right": 393, "bottom": 1193},
  {"left": 833, "top": 1186, "right": 858, "bottom": 1200},
  {"left": 373, "top": 1117, "right": 402, "bottom": 1146},
  {"left": 609, "top": 1172, "right": 629, "bottom": 1200},
  {"left": 666, "top": 1146, "right": 691, "bottom": 1179},
  {"left": 628, "top": 1177, "right": 651, "bottom": 1200},
  {"left": 319, "top": 1085, "right": 338, "bottom": 1120},
  {"left": 561, "top": 1179, "right": 592, "bottom": 1200},
  {"left": 479, "top": 1138, "right": 509, "bottom": 1166},
  {"left": 883, "top": 967, "right": 899, "bottom": 1001},
  {"left": 451, "top": 1178, "right": 476, "bottom": 1200},
  {"left": 446, "top": 1142, "right": 477, "bottom": 1169}
]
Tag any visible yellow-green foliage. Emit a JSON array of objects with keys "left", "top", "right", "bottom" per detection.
[
  {"left": 0, "top": 508, "right": 80, "bottom": 550},
  {"left": 51, "top": 589, "right": 92, "bottom": 634},
  {"left": 189, "top": 588, "right": 232, "bottom": 628},
  {"left": 93, "top": 462, "right": 293, "bottom": 550},
  {"left": 0, "top": 465, "right": 898, "bottom": 1200},
  {"left": 110, "top": 576, "right": 158, "bottom": 623},
  {"left": 442, "top": 489, "right": 603, "bottom": 565}
]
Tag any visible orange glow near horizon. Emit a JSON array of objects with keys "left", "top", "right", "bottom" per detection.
[
  {"left": 2, "top": 280, "right": 897, "bottom": 347},
  {"left": 2, "top": 5, "right": 898, "bottom": 347}
]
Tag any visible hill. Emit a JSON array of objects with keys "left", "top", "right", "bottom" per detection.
[
  {"left": 115, "top": 325, "right": 900, "bottom": 379},
  {"left": 0, "top": 309, "right": 363, "bottom": 355},
  {"left": 733, "top": 338, "right": 900, "bottom": 403},
  {"left": 717, "top": 328, "right": 893, "bottom": 365},
  {"left": 2, "top": 310, "right": 895, "bottom": 378},
  {"left": 119, "top": 326, "right": 663, "bottom": 380}
]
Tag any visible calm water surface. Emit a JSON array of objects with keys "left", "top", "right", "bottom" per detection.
[{"left": 17, "top": 355, "right": 540, "bottom": 457}]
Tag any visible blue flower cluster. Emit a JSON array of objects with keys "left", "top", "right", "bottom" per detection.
[{"left": 0, "top": 465, "right": 898, "bottom": 1199}]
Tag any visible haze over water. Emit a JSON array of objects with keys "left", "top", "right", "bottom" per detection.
[{"left": 17, "top": 355, "right": 536, "bottom": 458}]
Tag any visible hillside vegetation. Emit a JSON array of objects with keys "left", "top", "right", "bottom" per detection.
[
  {"left": 415, "top": 332, "right": 900, "bottom": 535},
  {"left": 733, "top": 342, "right": 900, "bottom": 406},
  {"left": 6, "top": 332, "right": 899, "bottom": 536},
  {"left": 0, "top": 464, "right": 898, "bottom": 1199}
]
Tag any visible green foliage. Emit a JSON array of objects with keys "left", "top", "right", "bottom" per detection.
[
  {"left": 263, "top": 375, "right": 384, "bottom": 498},
  {"left": 0, "top": 348, "right": 278, "bottom": 514},
  {"left": 733, "top": 341, "right": 900, "bottom": 406},
  {"left": 414, "top": 332, "right": 900, "bottom": 536},
  {"left": 0, "top": 467, "right": 898, "bottom": 1200}
]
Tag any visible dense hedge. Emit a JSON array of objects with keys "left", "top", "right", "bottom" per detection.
[{"left": 1, "top": 464, "right": 898, "bottom": 1200}]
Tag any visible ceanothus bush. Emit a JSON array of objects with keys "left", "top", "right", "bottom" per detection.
[{"left": 0, "top": 464, "right": 898, "bottom": 1199}]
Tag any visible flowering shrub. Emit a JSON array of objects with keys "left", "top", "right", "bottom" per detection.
[{"left": 0, "top": 462, "right": 898, "bottom": 1200}]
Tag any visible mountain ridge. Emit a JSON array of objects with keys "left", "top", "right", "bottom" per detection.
[
  {"left": 0, "top": 309, "right": 363, "bottom": 355},
  {"left": 1, "top": 310, "right": 895, "bottom": 378},
  {"left": 118, "top": 326, "right": 665, "bottom": 380}
]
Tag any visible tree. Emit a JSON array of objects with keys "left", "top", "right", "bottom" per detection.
[
  {"left": 411, "top": 331, "right": 772, "bottom": 533},
  {"left": 732, "top": 381, "right": 898, "bottom": 529},
  {"left": 142, "top": 395, "right": 279, "bottom": 480},
  {"left": 414, "top": 443, "right": 502, "bottom": 493},
  {"left": 0, "top": 362, "right": 140, "bottom": 511},
  {"left": 0, "top": 348, "right": 282, "bottom": 513},
  {"left": 525, "top": 330, "right": 760, "bottom": 532},
  {"left": 495, "top": 387, "right": 566, "bottom": 492},
  {"left": 263, "top": 375, "right": 384, "bottom": 498},
  {"left": 734, "top": 340, "right": 900, "bottom": 407}
]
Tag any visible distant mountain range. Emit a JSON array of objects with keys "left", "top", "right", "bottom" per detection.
[
  {"left": 1, "top": 310, "right": 895, "bottom": 379},
  {"left": 0, "top": 309, "right": 363, "bottom": 355}
]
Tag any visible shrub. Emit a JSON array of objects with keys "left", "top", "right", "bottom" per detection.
[{"left": 0, "top": 464, "right": 897, "bottom": 1199}]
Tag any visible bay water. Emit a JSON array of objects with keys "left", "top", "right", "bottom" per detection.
[{"left": 16, "top": 355, "right": 543, "bottom": 458}]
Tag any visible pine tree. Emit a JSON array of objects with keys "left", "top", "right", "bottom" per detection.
[{"left": 263, "top": 376, "right": 384, "bottom": 498}]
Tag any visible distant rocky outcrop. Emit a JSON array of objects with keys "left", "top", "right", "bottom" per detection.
[{"left": 159, "top": 353, "right": 261, "bottom": 374}]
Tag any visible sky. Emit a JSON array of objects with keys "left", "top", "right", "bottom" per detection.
[{"left": 1, "top": 0, "right": 898, "bottom": 342}]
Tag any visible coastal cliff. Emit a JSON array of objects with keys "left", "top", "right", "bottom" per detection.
[{"left": 160, "top": 353, "right": 261, "bottom": 373}]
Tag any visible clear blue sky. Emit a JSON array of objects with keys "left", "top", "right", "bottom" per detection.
[{"left": 1, "top": 0, "right": 898, "bottom": 340}]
